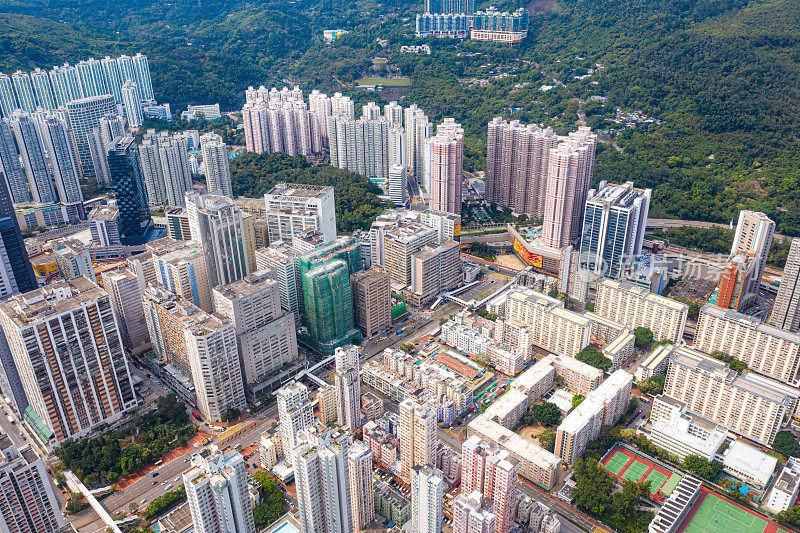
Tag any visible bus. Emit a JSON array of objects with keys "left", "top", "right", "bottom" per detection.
[{"left": 192, "top": 411, "right": 202, "bottom": 420}]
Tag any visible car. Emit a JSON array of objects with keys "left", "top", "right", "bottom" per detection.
[
  {"left": 141, "top": 499, "right": 147, "bottom": 505},
  {"left": 152, "top": 472, "right": 159, "bottom": 477},
  {"left": 152, "top": 481, "right": 158, "bottom": 485}
]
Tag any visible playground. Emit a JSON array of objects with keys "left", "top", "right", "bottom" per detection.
[
  {"left": 678, "top": 490, "right": 789, "bottom": 533},
  {"left": 601, "top": 445, "right": 681, "bottom": 502}
]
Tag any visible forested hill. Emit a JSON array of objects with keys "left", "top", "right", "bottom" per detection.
[{"left": 2, "top": 0, "right": 800, "bottom": 234}]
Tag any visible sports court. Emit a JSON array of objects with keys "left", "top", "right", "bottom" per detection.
[
  {"left": 678, "top": 490, "right": 790, "bottom": 533},
  {"left": 601, "top": 445, "right": 680, "bottom": 502}
]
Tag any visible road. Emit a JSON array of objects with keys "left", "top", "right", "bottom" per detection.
[{"left": 70, "top": 408, "right": 278, "bottom": 532}]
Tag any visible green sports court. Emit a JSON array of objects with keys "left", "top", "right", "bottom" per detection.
[
  {"left": 604, "top": 451, "right": 629, "bottom": 474},
  {"left": 622, "top": 460, "right": 649, "bottom": 482},
  {"left": 644, "top": 469, "right": 668, "bottom": 491},
  {"left": 682, "top": 493, "right": 767, "bottom": 533}
]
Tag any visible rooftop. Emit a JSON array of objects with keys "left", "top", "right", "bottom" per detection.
[
  {"left": 89, "top": 205, "right": 119, "bottom": 221},
  {"left": 0, "top": 278, "right": 107, "bottom": 326},
  {"left": 265, "top": 182, "right": 333, "bottom": 199},
  {"left": 213, "top": 270, "right": 276, "bottom": 300},
  {"left": 469, "top": 413, "right": 561, "bottom": 470},
  {"left": 700, "top": 304, "right": 800, "bottom": 345},
  {"left": 600, "top": 279, "right": 689, "bottom": 312}
]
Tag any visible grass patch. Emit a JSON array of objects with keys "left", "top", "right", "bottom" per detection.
[{"left": 356, "top": 77, "right": 412, "bottom": 86}]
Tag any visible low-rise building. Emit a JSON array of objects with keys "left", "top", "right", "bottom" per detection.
[
  {"left": 602, "top": 331, "right": 635, "bottom": 373},
  {"left": 646, "top": 396, "right": 727, "bottom": 462},
  {"left": 635, "top": 344, "right": 673, "bottom": 381},
  {"left": 765, "top": 457, "right": 800, "bottom": 514},
  {"left": 722, "top": 440, "right": 778, "bottom": 490},
  {"left": 648, "top": 476, "right": 702, "bottom": 533},
  {"left": 551, "top": 356, "right": 603, "bottom": 395}
]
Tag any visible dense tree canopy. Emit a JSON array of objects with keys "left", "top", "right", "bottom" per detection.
[
  {"left": 230, "top": 152, "right": 386, "bottom": 233},
  {"left": 577, "top": 345, "right": 612, "bottom": 372}
]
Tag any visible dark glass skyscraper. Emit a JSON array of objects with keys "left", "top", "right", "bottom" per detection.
[
  {"left": 107, "top": 137, "right": 152, "bottom": 245},
  {"left": 0, "top": 171, "right": 37, "bottom": 296}
]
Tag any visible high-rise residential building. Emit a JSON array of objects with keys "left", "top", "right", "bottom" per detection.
[
  {"left": 100, "top": 56, "right": 123, "bottom": 103},
  {"left": 351, "top": 266, "right": 391, "bottom": 338},
  {"left": 146, "top": 236, "right": 212, "bottom": 311},
  {"left": 404, "top": 105, "right": 433, "bottom": 183},
  {"left": 101, "top": 267, "right": 151, "bottom": 356},
  {"left": 580, "top": 181, "right": 651, "bottom": 278},
  {"left": 348, "top": 440, "right": 375, "bottom": 531},
  {"left": 185, "top": 304, "right": 247, "bottom": 423},
  {"left": 317, "top": 384, "right": 337, "bottom": 425},
  {"left": 75, "top": 59, "right": 107, "bottom": 99},
  {"left": 47, "top": 64, "right": 80, "bottom": 109},
  {"left": 555, "top": 369, "right": 633, "bottom": 463},
  {"left": 427, "top": 118, "right": 464, "bottom": 215},
  {"left": 299, "top": 236, "right": 363, "bottom": 354},
  {"left": 459, "top": 436, "right": 519, "bottom": 533},
  {"left": 29, "top": 68, "right": 55, "bottom": 111},
  {"left": 142, "top": 286, "right": 195, "bottom": 375},
  {"left": 411, "top": 465, "right": 446, "bottom": 533},
  {"left": 107, "top": 137, "right": 152, "bottom": 244},
  {"left": 399, "top": 398, "right": 438, "bottom": 479},
  {"left": 407, "top": 239, "right": 464, "bottom": 308},
  {"left": 293, "top": 426, "right": 353, "bottom": 533},
  {"left": 213, "top": 271, "right": 299, "bottom": 400},
  {"left": 694, "top": 304, "right": 800, "bottom": 385},
  {"left": 131, "top": 53, "right": 155, "bottom": 102},
  {"left": 154, "top": 131, "right": 193, "bottom": 207},
  {"left": 10, "top": 71, "right": 36, "bottom": 113},
  {"left": 0, "top": 74, "right": 17, "bottom": 117},
  {"left": 263, "top": 182, "right": 336, "bottom": 248},
  {"left": 65, "top": 95, "right": 118, "bottom": 180},
  {"left": 594, "top": 279, "right": 689, "bottom": 343},
  {"left": 0, "top": 435, "right": 65, "bottom": 532},
  {"left": 731, "top": 210, "right": 775, "bottom": 293},
  {"left": 485, "top": 118, "right": 557, "bottom": 217},
  {"left": 328, "top": 115, "right": 391, "bottom": 183},
  {"left": 453, "top": 492, "right": 495, "bottom": 533},
  {"left": 255, "top": 243, "right": 303, "bottom": 321},
  {"left": 389, "top": 163, "right": 408, "bottom": 206},
  {"left": 662, "top": 346, "right": 795, "bottom": 445},
  {"left": 200, "top": 132, "right": 232, "bottom": 197},
  {"left": 538, "top": 127, "right": 597, "bottom": 248},
  {"left": 0, "top": 278, "right": 138, "bottom": 446},
  {"left": 771, "top": 238, "right": 800, "bottom": 332},
  {"left": 277, "top": 381, "right": 315, "bottom": 467},
  {"left": 187, "top": 191, "right": 251, "bottom": 287},
  {"left": 40, "top": 116, "right": 84, "bottom": 204},
  {"left": 183, "top": 447, "right": 256, "bottom": 533},
  {"left": 334, "top": 344, "right": 362, "bottom": 433},
  {"left": 0, "top": 118, "right": 30, "bottom": 204},
  {"left": 138, "top": 131, "right": 167, "bottom": 205},
  {"left": 121, "top": 81, "right": 143, "bottom": 128},
  {"left": 241, "top": 87, "right": 323, "bottom": 157},
  {"left": 0, "top": 328, "right": 29, "bottom": 416},
  {"left": 10, "top": 112, "right": 56, "bottom": 204}
]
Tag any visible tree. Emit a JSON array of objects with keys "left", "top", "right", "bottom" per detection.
[
  {"left": 637, "top": 375, "right": 665, "bottom": 395},
  {"left": 531, "top": 402, "right": 562, "bottom": 427},
  {"left": 221, "top": 408, "right": 240, "bottom": 423},
  {"left": 538, "top": 429, "right": 556, "bottom": 453},
  {"left": 633, "top": 327, "right": 654, "bottom": 348},
  {"left": 773, "top": 431, "right": 800, "bottom": 458},
  {"left": 253, "top": 503, "right": 269, "bottom": 529},
  {"left": 573, "top": 459, "right": 614, "bottom": 515},
  {"left": 399, "top": 344, "right": 414, "bottom": 353},
  {"left": 777, "top": 505, "right": 800, "bottom": 528},
  {"left": 572, "top": 395, "right": 585, "bottom": 408},
  {"left": 576, "top": 346, "right": 612, "bottom": 372},
  {"left": 682, "top": 454, "right": 723, "bottom": 481}
]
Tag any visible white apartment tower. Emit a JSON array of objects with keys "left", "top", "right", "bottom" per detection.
[
  {"left": 201, "top": 132, "right": 233, "bottom": 197},
  {"left": 293, "top": 427, "right": 353, "bottom": 533},
  {"left": 101, "top": 267, "right": 152, "bottom": 356},
  {"left": 183, "top": 447, "right": 256, "bottom": 533},
  {"left": 121, "top": 80, "right": 143, "bottom": 128},
  {"left": 411, "top": 465, "right": 446, "bottom": 533},
  {"left": 771, "top": 238, "right": 800, "bottom": 332},
  {"left": 185, "top": 310, "right": 247, "bottom": 423},
  {"left": 40, "top": 116, "right": 83, "bottom": 204},
  {"left": 731, "top": 210, "right": 775, "bottom": 293},
  {"left": 335, "top": 344, "right": 362, "bottom": 433},
  {"left": 276, "top": 381, "right": 315, "bottom": 466},
  {"left": 11, "top": 111, "right": 56, "bottom": 204},
  {"left": 255, "top": 243, "right": 303, "bottom": 321},
  {"left": 399, "top": 398, "right": 438, "bottom": 480}
]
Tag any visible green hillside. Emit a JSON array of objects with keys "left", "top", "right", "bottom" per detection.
[{"left": 1, "top": 0, "right": 799, "bottom": 233}]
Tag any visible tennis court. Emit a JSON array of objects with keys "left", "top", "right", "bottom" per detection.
[
  {"left": 623, "top": 460, "right": 649, "bottom": 482},
  {"left": 605, "top": 451, "right": 630, "bottom": 474},
  {"left": 600, "top": 444, "right": 680, "bottom": 501}
]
